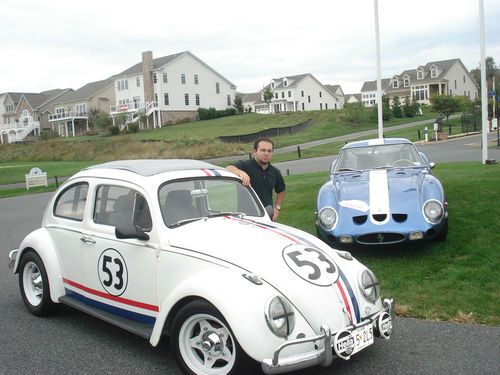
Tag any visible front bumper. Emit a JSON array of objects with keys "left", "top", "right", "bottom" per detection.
[
  {"left": 261, "top": 298, "right": 394, "bottom": 374},
  {"left": 8, "top": 249, "right": 18, "bottom": 272}
]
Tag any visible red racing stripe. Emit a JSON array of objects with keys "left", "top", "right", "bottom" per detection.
[
  {"left": 224, "top": 216, "right": 300, "bottom": 243},
  {"left": 201, "top": 169, "right": 212, "bottom": 176},
  {"left": 63, "top": 278, "right": 159, "bottom": 312},
  {"left": 335, "top": 280, "right": 353, "bottom": 322}
]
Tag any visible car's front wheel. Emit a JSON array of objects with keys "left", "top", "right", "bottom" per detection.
[
  {"left": 171, "top": 300, "right": 246, "bottom": 375},
  {"left": 19, "top": 250, "right": 56, "bottom": 316}
]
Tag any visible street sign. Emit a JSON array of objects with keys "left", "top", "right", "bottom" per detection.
[{"left": 488, "top": 90, "right": 496, "bottom": 96}]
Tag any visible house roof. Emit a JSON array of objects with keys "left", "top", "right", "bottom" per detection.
[
  {"left": 5, "top": 89, "right": 69, "bottom": 112},
  {"left": 239, "top": 92, "right": 262, "bottom": 103},
  {"left": 51, "top": 78, "right": 113, "bottom": 105},
  {"left": 115, "top": 51, "right": 187, "bottom": 77},
  {"left": 361, "top": 79, "right": 390, "bottom": 92},
  {"left": 265, "top": 74, "right": 309, "bottom": 90}
]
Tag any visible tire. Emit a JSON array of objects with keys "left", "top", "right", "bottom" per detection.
[
  {"left": 171, "top": 300, "right": 247, "bottom": 375},
  {"left": 18, "top": 251, "right": 56, "bottom": 316}
]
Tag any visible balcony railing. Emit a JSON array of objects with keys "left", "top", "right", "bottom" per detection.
[
  {"left": 48, "top": 111, "right": 88, "bottom": 121},
  {"left": 110, "top": 101, "right": 158, "bottom": 114}
]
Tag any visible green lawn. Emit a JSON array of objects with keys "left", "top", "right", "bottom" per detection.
[{"left": 279, "top": 162, "right": 500, "bottom": 325}]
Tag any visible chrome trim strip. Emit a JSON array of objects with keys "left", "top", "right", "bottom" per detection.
[{"left": 8, "top": 249, "right": 18, "bottom": 272}]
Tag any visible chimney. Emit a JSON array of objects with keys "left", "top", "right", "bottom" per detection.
[{"left": 142, "top": 51, "right": 154, "bottom": 103}]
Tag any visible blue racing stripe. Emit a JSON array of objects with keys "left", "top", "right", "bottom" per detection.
[
  {"left": 338, "top": 269, "right": 361, "bottom": 322},
  {"left": 65, "top": 289, "right": 156, "bottom": 325},
  {"left": 210, "top": 169, "right": 221, "bottom": 176}
]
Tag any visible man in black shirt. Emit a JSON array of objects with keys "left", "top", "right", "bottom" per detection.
[{"left": 227, "top": 137, "right": 285, "bottom": 221}]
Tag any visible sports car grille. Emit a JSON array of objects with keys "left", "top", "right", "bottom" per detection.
[
  {"left": 353, "top": 215, "right": 367, "bottom": 224},
  {"left": 357, "top": 232, "right": 405, "bottom": 245},
  {"left": 372, "top": 214, "right": 387, "bottom": 222}
]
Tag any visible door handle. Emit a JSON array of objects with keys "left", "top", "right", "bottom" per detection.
[{"left": 80, "top": 236, "right": 96, "bottom": 244}]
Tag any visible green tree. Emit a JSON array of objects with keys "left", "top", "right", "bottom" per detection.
[
  {"left": 429, "top": 94, "right": 462, "bottom": 120},
  {"left": 263, "top": 88, "right": 273, "bottom": 113},
  {"left": 371, "top": 95, "right": 392, "bottom": 121},
  {"left": 86, "top": 107, "right": 100, "bottom": 130},
  {"left": 344, "top": 102, "right": 364, "bottom": 126},
  {"left": 95, "top": 112, "right": 112, "bottom": 130},
  {"left": 471, "top": 56, "right": 499, "bottom": 94},
  {"left": 391, "top": 96, "right": 403, "bottom": 118},
  {"left": 234, "top": 96, "right": 244, "bottom": 114}
]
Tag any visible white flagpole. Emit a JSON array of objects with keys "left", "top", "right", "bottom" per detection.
[
  {"left": 479, "top": 0, "right": 489, "bottom": 163},
  {"left": 374, "top": 0, "right": 383, "bottom": 139}
]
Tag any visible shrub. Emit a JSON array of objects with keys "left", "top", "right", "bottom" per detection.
[
  {"left": 127, "top": 123, "right": 139, "bottom": 133},
  {"left": 109, "top": 126, "right": 120, "bottom": 136}
]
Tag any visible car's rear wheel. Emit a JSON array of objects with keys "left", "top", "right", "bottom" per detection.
[
  {"left": 19, "top": 251, "right": 55, "bottom": 316},
  {"left": 171, "top": 300, "right": 245, "bottom": 375}
]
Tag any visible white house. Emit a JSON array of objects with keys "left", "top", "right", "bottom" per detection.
[
  {"left": 344, "top": 93, "right": 362, "bottom": 104},
  {"left": 249, "top": 74, "right": 343, "bottom": 114},
  {"left": 110, "top": 51, "right": 237, "bottom": 127},
  {"left": 361, "top": 58, "right": 478, "bottom": 107}
]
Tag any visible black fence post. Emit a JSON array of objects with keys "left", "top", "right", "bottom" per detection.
[
  {"left": 297, "top": 146, "right": 301, "bottom": 158},
  {"left": 55, "top": 176, "right": 59, "bottom": 188},
  {"left": 417, "top": 130, "right": 421, "bottom": 140},
  {"left": 448, "top": 124, "right": 452, "bottom": 135}
]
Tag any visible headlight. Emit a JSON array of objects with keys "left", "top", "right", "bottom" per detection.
[
  {"left": 358, "top": 269, "right": 380, "bottom": 303},
  {"left": 423, "top": 199, "right": 444, "bottom": 224},
  {"left": 318, "top": 207, "right": 337, "bottom": 230},
  {"left": 265, "top": 296, "right": 295, "bottom": 338}
]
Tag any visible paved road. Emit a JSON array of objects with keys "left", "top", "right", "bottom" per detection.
[{"left": 1, "top": 187, "right": 499, "bottom": 373}]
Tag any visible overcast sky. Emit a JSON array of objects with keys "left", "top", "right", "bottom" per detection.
[{"left": 1, "top": 0, "right": 499, "bottom": 95}]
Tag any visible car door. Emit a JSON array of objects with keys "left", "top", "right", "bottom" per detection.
[
  {"left": 49, "top": 181, "right": 89, "bottom": 290},
  {"left": 79, "top": 183, "right": 159, "bottom": 325}
]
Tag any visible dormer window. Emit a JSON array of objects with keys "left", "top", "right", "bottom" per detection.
[
  {"left": 431, "top": 68, "right": 438, "bottom": 78},
  {"left": 404, "top": 78, "right": 410, "bottom": 87},
  {"left": 283, "top": 80, "right": 288, "bottom": 87},
  {"left": 392, "top": 80, "right": 399, "bottom": 89},
  {"left": 271, "top": 82, "right": 275, "bottom": 88},
  {"left": 417, "top": 70, "right": 424, "bottom": 80}
]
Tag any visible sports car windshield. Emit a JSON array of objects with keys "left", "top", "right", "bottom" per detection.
[
  {"left": 334, "top": 143, "right": 424, "bottom": 171},
  {"left": 159, "top": 178, "right": 264, "bottom": 227}
]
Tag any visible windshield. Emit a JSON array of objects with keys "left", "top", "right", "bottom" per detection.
[
  {"left": 159, "top": 178, "right": 264, "bottom": 227},
  {"left": 334, "top": 143, "right": 424, "bottom": 171}
]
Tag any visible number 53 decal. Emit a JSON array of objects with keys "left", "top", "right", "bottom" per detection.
[
  {"left": 98, "top": 248, "right": 128, "bottom": 296},
  {"left": 283, "top": 245, "right": 339, "bottom": 286}
]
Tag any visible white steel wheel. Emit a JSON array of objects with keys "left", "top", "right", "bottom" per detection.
[
  {"left": 19, "top": 251, "right": 55, "bottom": 316},
  {"left": 172, "top": 301, "right": 243, "bottom": 375}
]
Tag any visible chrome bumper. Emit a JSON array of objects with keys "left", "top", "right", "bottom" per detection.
[
  {"left": 8, "top": 249, "right": 18, "bottom": 272},
  {"left": 262, "top": 298, "right": 394, "bottom": 375}
]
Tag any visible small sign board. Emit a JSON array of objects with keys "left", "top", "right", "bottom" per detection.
[{"left": 25, "top": 167, "right": 48, "bottom": 190}]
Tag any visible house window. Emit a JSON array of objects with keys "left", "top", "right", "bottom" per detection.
[
  {"left": 216, "top": 82, "right": 220, "bottom": 94},
  {"left": 117, "top": 79, "right": 128, "bottom": 91},
  {"left": 283, "top": 81, "right": 287, "bottom": 87},
  {"left": 136, "top": 77, "right": 141, "bottom": 87},
  {"left": 181, "top": 74, "right": 186, "bottom": 84},
  {"left": 271, "top": 82, "right": 275, "bottom": 88},
  {"left": 194, "top": 74, "right": 199, "bottom": 84},
  {"left": 275, "top": 93, "right": 278, "bottom": 99},
  {"left": 319, "top": 91, "right": 322, "bottom": 98},
  {"left": 417, "top": 70, "right": 424, "bottom": 79},
  {"left": 454, "top": 80, "right": 457, "bottom": 89},
  {"left": 308, "top": 95, "right": 311, "bottom": 103},
  {"left": 463, "top": 75, "right": 466, "bottom": 83},
  {"left": 431, "top": 68, "right": 437, "bottom": 78},
  {"left": 412, "top": 84, "right": 428, "bottom": 101},
  {"left": 288, "top": 91, "right": 291, "bottom": 97},
  {"left": 153, "top": 73, "right": 158, "bottom": 84},
  {"left": 301, "top": 91, "right": 304, "bottom": 97},
  {"left": 449, "top": 89, "right": 452, "bottom": 95},
  {"left": 227, "top": 95, "right": 231, "bottom": 106},
  {"left": 164, "top": 93, "right": 169, "bottom": 105},
  {"left": 326, "top": 103, "right": 328, "bottom": 110},
  {"left": 163, "top": 73, "right": 168, "bottom": 83},
  {"left": 404, "top": 78, "right": 410, "bottom": 87},
  {"left": 196, "top": 94, "right": 200, "bottom": 106},
  {"left": 5, "top": 104, "right": 14, "bottom": 112},
  {"left": 392, "top": 80, "right": 399, "bottom": 88},
  {"left": 302, "top": 103, "right": 305, "bottom": 110},
  {"left": 281, "top": 92, "right": 285, "bottom": 98},
  {"left": 76, "top": 104, "right": 86, "bottom": 115},
  {"left": 154, "top": 94, "right": 158, "bottom": 103},
  {"left": 185, "top": 94, "right": 189, "bottom": 105},
  {"left": 320, "top": 103, "right": 323, "bottom": 110}
]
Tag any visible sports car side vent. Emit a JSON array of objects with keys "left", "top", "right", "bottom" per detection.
[
  {"left": 353, "top": 215, "right": 368, "bottom": 224},
  {"left": 392, "top": 214, "right": 407, "bottom": 223},
  {"left": 372, "top": 214, "right": 387, "bottom": 222}
]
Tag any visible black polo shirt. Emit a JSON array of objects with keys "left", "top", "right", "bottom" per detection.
[{"left": 232, "top": 159, "right": 286, "bottom": 207}]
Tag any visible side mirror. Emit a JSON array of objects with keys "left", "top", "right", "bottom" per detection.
[
  {"left": 115, "top": 224, "right": 150, "bottom": 241},
  {"left": 429, "top": 162, "right": 436, "bottom": 169}
]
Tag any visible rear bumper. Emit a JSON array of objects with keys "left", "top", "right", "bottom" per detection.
[{"left": 261, "top": 298, "right": 394, "bottom": 374}]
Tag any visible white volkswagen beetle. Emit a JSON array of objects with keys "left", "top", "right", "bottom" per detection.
[{"left": 8, "top": 159, "right": 393, "bottom": 375}]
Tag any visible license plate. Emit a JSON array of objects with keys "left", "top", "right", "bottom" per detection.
[{"left": 352, "top": 324, "right": 374, "bottom": 354}]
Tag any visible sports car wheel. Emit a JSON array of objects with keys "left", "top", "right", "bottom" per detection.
[
  {"left": 171, "top": 300, "right": 244, "bottom": 375},
  {"left": 19, "top": 251, "right": 55, "bottom": 316}
]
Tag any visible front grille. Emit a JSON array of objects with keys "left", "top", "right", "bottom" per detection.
[
  {"left": 357, "top": 232, "right": 405, "bottom": 245},
  {"left": 372, "top": 214, "right": 387, "bottom": 222}
]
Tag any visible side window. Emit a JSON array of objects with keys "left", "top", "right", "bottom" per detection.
[
  {"left": 94, "top": 185, "right": 152, "bottom": 231},
  {"left": 54, "top": 183, "right": 89, "bottom": 221}
]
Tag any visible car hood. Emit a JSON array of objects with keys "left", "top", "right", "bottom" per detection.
[
  {"left": 166, "top": 216, "right": 367, "bottom": 330},
  {"left": 331, "top": 168, "right": 431, "bottom": 214}
]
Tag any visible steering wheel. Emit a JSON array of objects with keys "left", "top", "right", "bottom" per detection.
[{"left": 392, "top": 159, "right": 413, "bottom": 167}]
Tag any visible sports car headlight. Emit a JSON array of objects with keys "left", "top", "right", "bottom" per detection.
[
  {"left": 358, "top": 269, "right": 380, "bottom": 303},
  {"left": 423, "top": 199, "right": 444, "bottom": 224},
  {"left": 265, "top": 296, "right": 295, "bottom": 338},
  {"left": 318, "top": 207, "right": 337, "bottom": 230}
]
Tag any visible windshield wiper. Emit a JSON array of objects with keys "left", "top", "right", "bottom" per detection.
[
  {"left": 207, "top": 211, "right": 244, "bottom": 218},
  {"left": 169, "top": 217, "right": 202, "bottom": 228}
]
